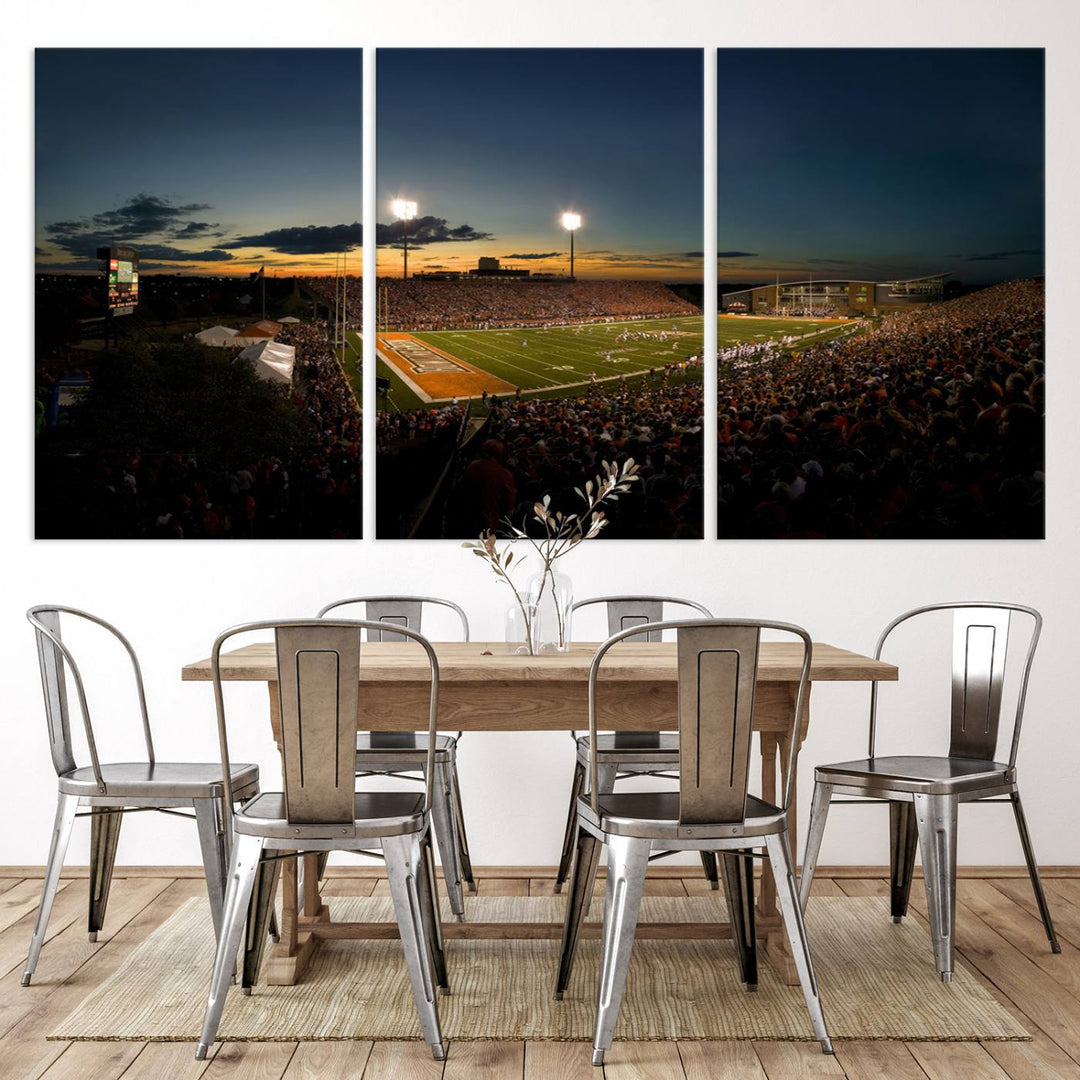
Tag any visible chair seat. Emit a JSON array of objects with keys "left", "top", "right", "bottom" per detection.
[
  {"left": 576, "top": 733, "right": 679, "bottom": 766},
  {"left": 578, "top": 790, "right": 785, "bottom": 840},
  {"left": 356, "top": 733, "right": 456, "bottom": 759},
  {"left": 234, "top": 791, "right": 426, "bottom": 840},
  {"left": 815, "top": 755, "right": 1015, "bottom": 795},
  {"left": 59, "top": 761, "right": 259, "bottom": 799}
]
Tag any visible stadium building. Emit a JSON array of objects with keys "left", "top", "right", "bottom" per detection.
[{"left": 721, "top": 273, "right": 947, "bottom": 316}]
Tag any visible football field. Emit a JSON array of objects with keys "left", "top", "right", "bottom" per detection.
[{"left": 373, "top": 314, "right": 855, "bottom": 412}]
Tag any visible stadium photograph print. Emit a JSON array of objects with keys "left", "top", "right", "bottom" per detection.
[
  {"left": 35, "top": 49, "right": 363, "bottom": 540},
  {"left": 375, "top": 48, "right": 705, "bottom": 540},
  {"left": 717, "top": 48, "right": 1045, "bottom": 540}
]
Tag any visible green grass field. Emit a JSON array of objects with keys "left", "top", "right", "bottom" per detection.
[{"left": 374, "top": 314, "right": 859, "bottom": 412}]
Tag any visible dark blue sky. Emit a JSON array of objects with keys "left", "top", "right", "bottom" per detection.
[
  {"left": 718, "top": 49, "right": 1044, "bottom": 286},
  {"left": 377, "top": 49, "right": 703, "bottom": 279},
  {"left": 36, "top": 49, "right": 362, "bottom": 274}
]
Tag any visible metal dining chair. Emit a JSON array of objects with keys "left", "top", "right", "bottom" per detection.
[
  {"left": 23, "top": 605, "right": 262, "bottom": 987},
  {"left": 317, "top": 596, "right": 473, "bottom": 919},
  {"left": 799, "top": 602, "right": 1060, "bottom": 982},
  {"left": 555, "top": 619, "right": 832, "bottom": 1065},
  {"left": 554, "top": 596, "right": 718, "bottom": 893},
  {"left": 197, "top": 618, "right": 447, "bottom": 1062}
]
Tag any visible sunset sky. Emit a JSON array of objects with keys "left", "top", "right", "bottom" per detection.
[
  {"left": 376, "top": 49, "right": 703, "bottom": 281},
  {"left": 35, "top": 49, "right": 362, "bottom": 276},
  {"left": 718, "top": 49, "right": 1045, "bottom": 286}
]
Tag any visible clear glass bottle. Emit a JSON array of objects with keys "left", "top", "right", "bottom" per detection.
[
  {"left": 504, "top": 601, "right": 539, "bottom": 655},
  {"left": 527, "top": 569, "right": 573, "bottom": 653}
]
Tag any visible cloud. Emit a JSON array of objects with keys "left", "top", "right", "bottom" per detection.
[
  {"left": 503, "top": 252, "right": 560, "bottom": 260},
  {"left": 375, "top": 216, "right": 493, "bottom": 247},
  {"left": 965, "top": 248, "right": 1042, "bottom": 262},
  {"left": 42, "top": 193, "right": 228, "bottom": 261},
  {"left": 717, "top": 251, "right": 758, "bottom": 258},
  {"left": 134, "top": 245, "right": 235, "bottom": 262},
  {"left": 172, "top": 220, "right": 221, "bottom": 238},
  {"left": 680, "top": 251, "right": 704, "bottom": 259},
  {"left": 806, "top": 258, "right": 852, "bottom": 266},
  {"left": 225, "top": 222, "right": 363, "bottom": 255}
]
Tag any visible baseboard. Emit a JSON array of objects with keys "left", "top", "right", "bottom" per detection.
[{"left": 3, "top": 864, "right": 1078, "bottom": 879}]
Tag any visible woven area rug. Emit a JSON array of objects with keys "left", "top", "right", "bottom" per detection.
[{"left": 51, "top": 895, "right": 1026, "bottom": 1043}]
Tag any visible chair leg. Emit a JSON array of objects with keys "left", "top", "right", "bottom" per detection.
[
  {"left": 889, "top": 800, "right": 919, "bottom": 924},
  {"left": 720, "top": 850, "right": 757, "bottom": 990},
  {"left": 765, "top": 830, "right": 833, "bottom": 1054},
  {"left": 913, "top": 793, "right": 958, "bottom": 981},
  {"left": 1010, "top": 790, "right": 1061, "bottom": 953},
  {"left": 87, "top": 807, "right": 123, "bottom": 942},
  {"left": 383, "top": 832, "right": 445, "bottom": 1060},
  {"left": 554, "top": 759, "right": 587, "bottom": 894},
  {"left": 595, "top": 763, "right": 619, "bottom": 795},
  {"left": 700, "top": 852, "right": 720, "bottom": 891},
  {"left": 798, "top": 781, "right": 833, "bottom": 912},
  {"left": 22, "top": 792, "right": 78, "bottom": 986},
  {"left": 446, "top": 754, "right": 476, "bottom": 893},
  {"left": 196, "top": 833, "right": 264, "bottom": 1060},
  {"left": 417, "top": 826, "right": 450, "bottom": 993},
  {"left": 592, "top": 834, "right": 651, "bottom": 1066},
  {"left": 554, "top": 825, "right": 602, "bottom": 999},
  {"left": 429, "top": 761, "right": 465, "bottom": 921},
  {"left": 241, "top": 853, "right": 281, "bottom": 993},
  {"left": 194, "top": 798, "right": 228, "bottom": 941}
]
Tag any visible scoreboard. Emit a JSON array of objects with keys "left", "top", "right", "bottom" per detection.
[{"left": 96, "top": 246, "right": 140, "bottom": 316}]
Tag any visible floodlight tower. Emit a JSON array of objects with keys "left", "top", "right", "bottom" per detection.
[
  {"left": 561, "top": 211, "right": 581, "bottom": 280},
  {"left": 391, "top": 199, "right": 418, "bottom": 279}
]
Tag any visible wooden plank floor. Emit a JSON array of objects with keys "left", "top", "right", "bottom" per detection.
[{"left": 1, "top": 868, "right": 1076, "bottom": 1080}]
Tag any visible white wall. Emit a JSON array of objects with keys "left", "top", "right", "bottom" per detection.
[{"left": 2, "top": 0, "right": 1078, "bottom": 872}]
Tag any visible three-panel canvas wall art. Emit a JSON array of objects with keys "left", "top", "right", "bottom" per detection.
[{"left": 34, "top": 49, "right": 1044, "bottom": 540}]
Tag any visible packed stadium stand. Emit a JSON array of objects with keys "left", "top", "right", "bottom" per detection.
[
  {"left": 716, "top": 279, "right": 1044, "bottom": 539},
  {"left": 376, "top": 278, "right": 700, "bottom": 330},
  {"left": 377, "top": 365, "right": 703, "bottom": 539},
  {"left": 300, "top": 275, "right": 362, "bottom": 326}
]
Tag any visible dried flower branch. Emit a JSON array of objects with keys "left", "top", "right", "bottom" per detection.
[{"left": 463, "top": 459, "right": 640, "bottom": 652}]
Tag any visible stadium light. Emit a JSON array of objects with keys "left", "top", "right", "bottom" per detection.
[
  {"left": 392, "top": 199, "right": 418, "bottom": 279},
  {"left": 561, "top": 211, "right": 582, "bottom": 280}
]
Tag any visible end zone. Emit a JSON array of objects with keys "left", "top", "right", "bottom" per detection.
[{"left": 378, "top": 333, "right": 516, "bottom": 403}]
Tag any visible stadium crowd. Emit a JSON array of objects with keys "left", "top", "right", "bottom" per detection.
[
  {"left": 377, "top": 278, "right": 699, "bottom": 330},
  {"left": 716, "top": 279, "right": 1044, "bottom": 538},
  {"left": 300, "top": 275, "right": 363, "bottom": 328},
  {"left": 376, "top": 404, "right": 466, "bottom": 455},
  {"left": 447, "top": 369, "right": 704, "bottom": 539}
]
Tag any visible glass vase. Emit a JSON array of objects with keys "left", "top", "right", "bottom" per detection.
[
  {"left": 505, "top": 601, "right": 540, "bottom": 655},
  {"left": 527, "top": 569, "right": 573, "bottom": 653}
]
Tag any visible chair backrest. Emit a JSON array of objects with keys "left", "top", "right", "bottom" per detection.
[
  {"left": 211, "top": 619, "right": 440, "bottom": 825},
  {"left": 572, "top": 597, "right": 715, "bottom": 747},
  {"left": 317, "top": 596, "right": 469, "bottom": 643},
  {"left": 869, "top": 602, "right": 1041, "bottom": 768},
  {"left": 26, "top": 605, "right": 154, "bottom": 790},
  {"left": 587, "top": 619, "right": 811, "bottom": 823},
  {"left": 572, "top": 595, "right": 712, "bottom": 642}
]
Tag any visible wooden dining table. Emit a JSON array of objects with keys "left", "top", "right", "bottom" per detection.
[{"left": 182, "top": 639, "right": 897, "bottom": 986}]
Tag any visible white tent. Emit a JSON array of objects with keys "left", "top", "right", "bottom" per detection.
[
  {"left": 277, "top": 315, "right": 301, "bottom": 325},
  {"left": 238, "top": 339, "right": 296, "bottom": 385},
  {"left": 196, "top": 325, "right": 239, "bottom": 347}
]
